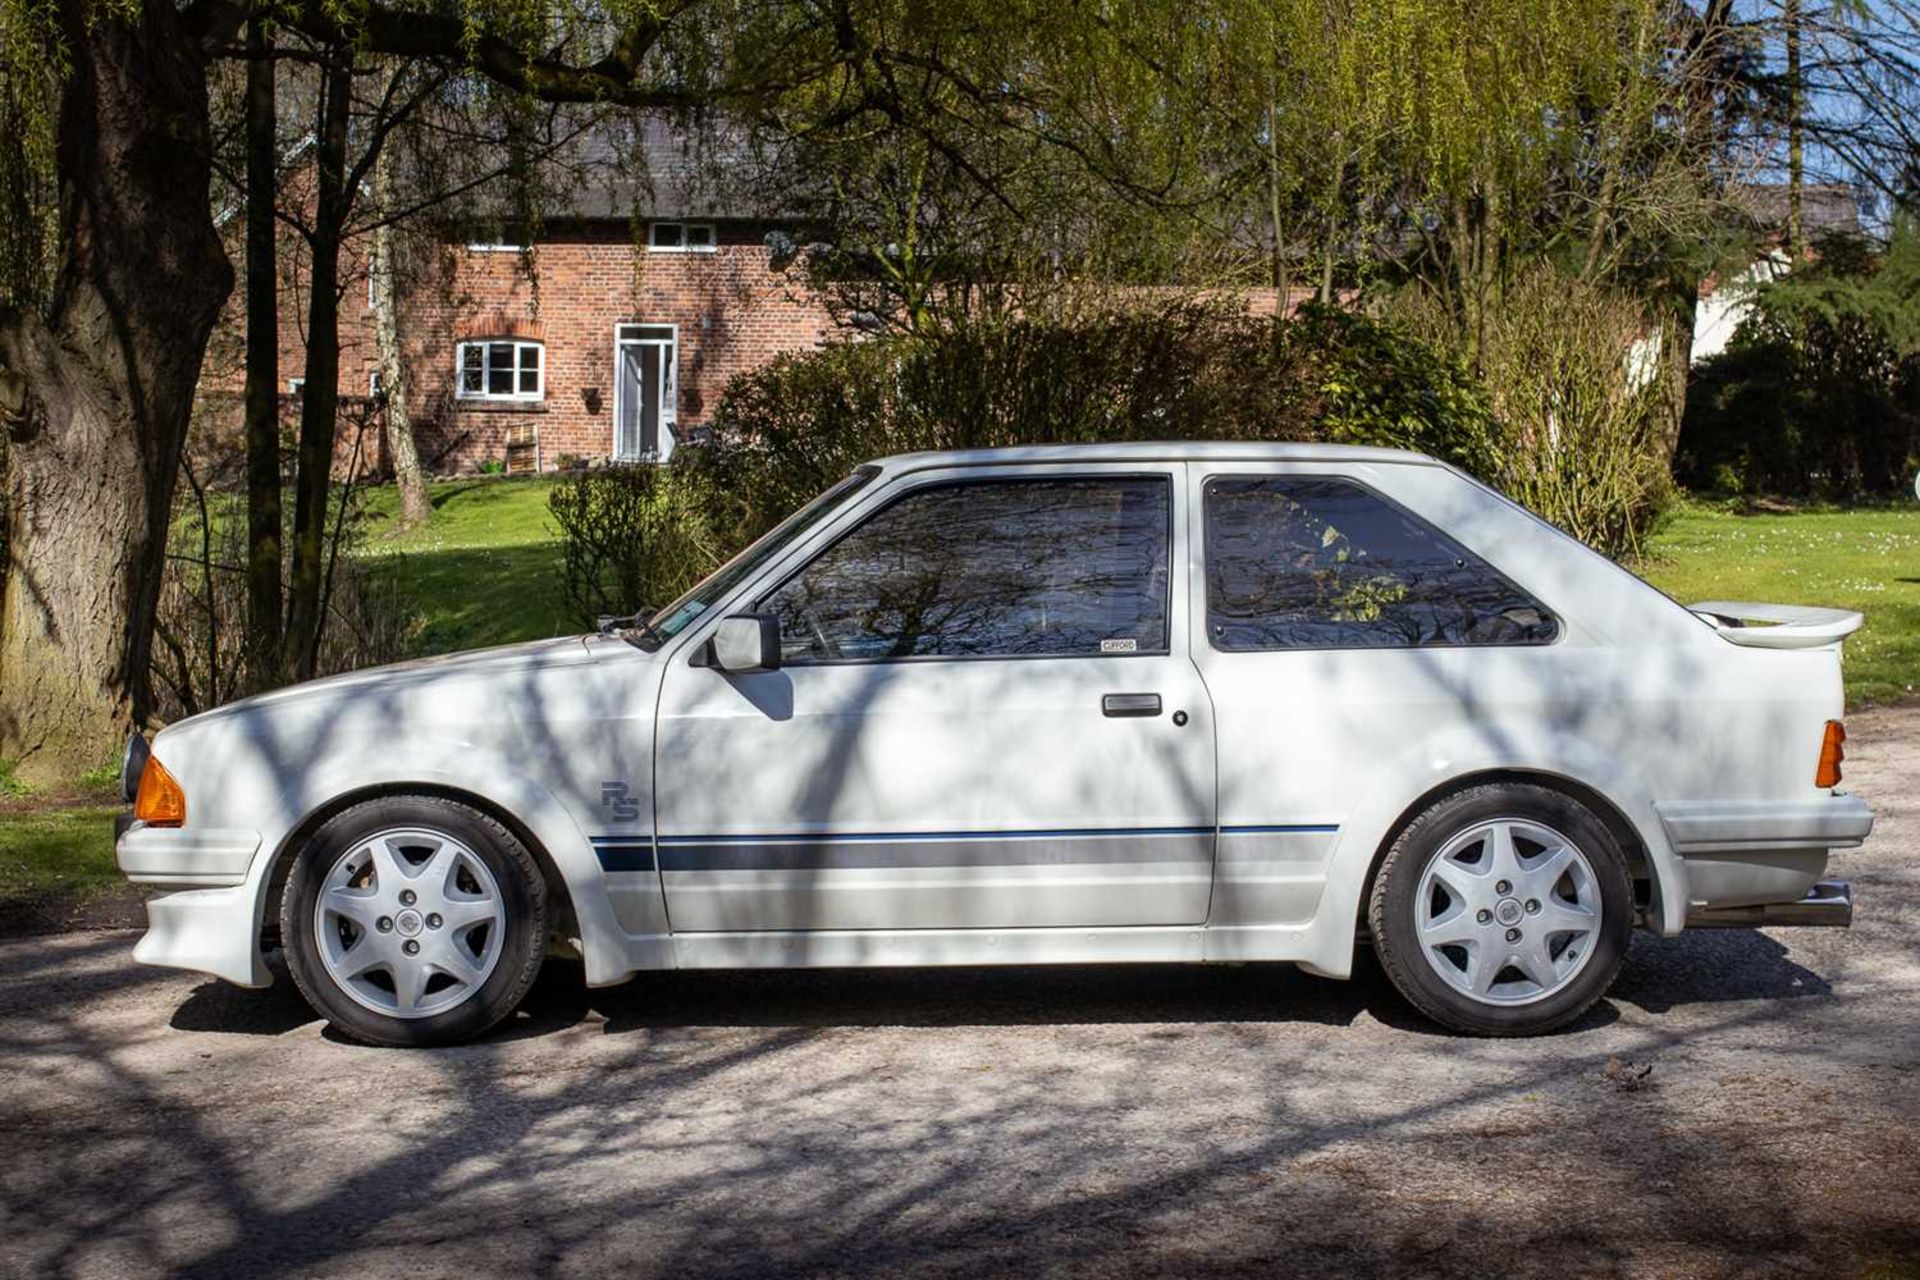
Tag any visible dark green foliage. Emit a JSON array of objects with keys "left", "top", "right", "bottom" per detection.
[
  {"left": 677, "top": 302, "right": 1503, "bottom": 552},
  {"left": 547, "top": 464, "right": 716, "bottom": 625},
  {"left": 1678, "top": 226, "right": 1920, "bottom": 497}
]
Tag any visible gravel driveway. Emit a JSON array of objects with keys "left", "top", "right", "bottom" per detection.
[{"left": 3, "top": 708, "right": 1917, "bottom": 1279}]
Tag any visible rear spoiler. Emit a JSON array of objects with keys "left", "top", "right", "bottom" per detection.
[{"left": 1689, "top": 600, "right": 1865, "bottom": 650}]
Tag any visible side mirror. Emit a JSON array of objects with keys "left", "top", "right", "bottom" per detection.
[{"left": 711, "top": 613, "right": 782, "bottom": 673}]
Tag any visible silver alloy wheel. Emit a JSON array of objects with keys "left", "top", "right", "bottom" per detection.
[
  {"left": 1413, "top": 818, "right": 1602, "bottom": 1007},
  {"left": 313, "top": 827, "right": 507, "bottom": 1019}
]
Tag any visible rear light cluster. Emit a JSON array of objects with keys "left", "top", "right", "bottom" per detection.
[{"left": 1816, "top": 721, "right": 1846, "bottom": 789}]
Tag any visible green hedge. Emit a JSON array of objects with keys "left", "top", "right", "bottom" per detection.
[{"left": 677, "top": 301, "right": 1503, "bottom": 553}]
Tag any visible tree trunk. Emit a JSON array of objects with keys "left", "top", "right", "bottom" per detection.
[
  {"left": 284, "top": 57, "right": 351, "bottom": 681},
  {"left": 0, "top": 4, "right": 231, "bottom": 780},
  {"left": 1266, "top": 98, "right": 1288, "bottom": 303},
  {"left": 372, "top": 145, "right": 431, "bottom": 530},
  {"left": 1786, "top": 0, "right": 1805, "bottom": 261},
  {"left": 243, "top": 15, "right": 284, "bottom": 693},
  {"left": 1658, "top": 273, "right": 1701, "bottom": 463}
]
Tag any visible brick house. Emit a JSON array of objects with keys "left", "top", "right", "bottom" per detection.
[
  {"left": 392, "top": 217, "right": 836, "bottom": 473},
  {"left": 198, "top": 129, "right": 840, "bottom": 477}
]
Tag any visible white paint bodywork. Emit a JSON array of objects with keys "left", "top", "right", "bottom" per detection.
[{"left": 117, "top": 444, "right": 1874, "bottom": 990}]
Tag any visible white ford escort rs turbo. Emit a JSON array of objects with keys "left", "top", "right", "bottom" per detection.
[{"left": 116, "top": 443, "right": 1874, "bottom": 1045}]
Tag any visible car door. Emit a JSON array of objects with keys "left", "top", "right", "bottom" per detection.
[{"left": 651, "top": 464, "right": 1217, "bottom": 933}]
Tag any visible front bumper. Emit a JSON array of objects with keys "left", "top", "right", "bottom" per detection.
[
  {"left": 116, "top": 821, "right": 260, "bottom": 887},
  {"left": 1658, "top": 794, "right": 1872, "bottom": 925},
  {"left": 116, "top": 819, "right": 273, "bottom": 987},
  {"left": 132, "top": 885, "right": 274, "bottom": 987}
]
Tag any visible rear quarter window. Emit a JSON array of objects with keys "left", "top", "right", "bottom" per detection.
[{"left": 1203, "top": 475, "right": 1557, "bottom": 650}]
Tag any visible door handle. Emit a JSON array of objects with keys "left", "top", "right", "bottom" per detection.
[{"left": 1102, "top": 693, "right": 1162, "bottom": 718}]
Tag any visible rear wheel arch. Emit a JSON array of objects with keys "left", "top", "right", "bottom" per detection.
[
  {"left": 1359, "top": 768, "right": 1659, "bottom": 933},
  {"left": 261, "top": 783, "right": 580, "bottom": 951}
]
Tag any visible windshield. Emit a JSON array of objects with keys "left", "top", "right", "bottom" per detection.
[{"left": 638, "top": 467, "right": 880, "bottom": 646}]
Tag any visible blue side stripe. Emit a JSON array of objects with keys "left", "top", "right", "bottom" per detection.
[
  {"left": 589, "top": 824, "right": 1336, "bottom": 873},
  {"left": 1221, "top": 824, "right": 1341, "bottom": 835},
  {"left": 589, "top": 839, "right": 655, "bottom": 873},
  {"left": 649, "top": 823, "right": 1336, "bottom": 847}
]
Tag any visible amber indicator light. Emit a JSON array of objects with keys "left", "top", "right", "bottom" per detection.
[
  {"left": 134, "top": 756, "right": 187, "bottom": 827},
  {"left": 1815, "top": 720, "right": 1846, "bottom": 789}
]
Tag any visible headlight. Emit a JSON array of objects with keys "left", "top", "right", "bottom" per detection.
[{"left": 121, "top": 733, "right": 150, "bottom": 805}]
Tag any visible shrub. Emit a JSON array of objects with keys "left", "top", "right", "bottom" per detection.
[
  {"left": 547, "top": 464, "right": 718, "bottom": 625},
  {"left": 152, "top": 457, "right": 410, "bottom": 722},
  {"left": 1390, "top": 267, "right": 1674, "bottom": 557},
  {"left": 678, "top": 300, "right": 1502, "bottom": 553},
  {"left": 1677, "top": 226, "right": 1920, "bottom": 498}
]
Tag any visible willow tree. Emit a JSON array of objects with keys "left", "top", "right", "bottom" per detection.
[
  {"left": 750, "top": 0, "right": 1254, "bottom": 333},
  {"left": 1336, "top": 0, "right": 1698, "bottom": 353}
]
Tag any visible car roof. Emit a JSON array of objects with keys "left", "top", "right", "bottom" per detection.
[{"left": 869, "top": 441, "right": 1444, "bottom": 472}]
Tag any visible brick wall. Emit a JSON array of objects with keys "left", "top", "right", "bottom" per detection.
[
  {"left": 398, "top": 222, "right": 834, "bottom": 474},
  {"left": 197, "top": 218, "right": 837, "bottom": 477}
]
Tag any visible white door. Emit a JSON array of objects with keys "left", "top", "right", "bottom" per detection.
[
  {"left": 613, "top": 324, "right": 677, "bottom": 462},
  {"left": 653, "top": 466, "right": 1217, "bottom": 933}
]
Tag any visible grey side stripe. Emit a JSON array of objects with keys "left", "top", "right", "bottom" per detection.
[{"left": 657, "top": 831, "right": 1215, "bottom": 872}]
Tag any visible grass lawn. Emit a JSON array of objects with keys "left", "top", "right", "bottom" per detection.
[
  {"left": 0, "top": 792, "right": 141, "bottom": 931},
  {"left": 358, "top": 475, "right": 573, "bottom": 653},
  {"left": 1637, "top": 499, "right": 1920, "bottom": 708},
  {"left": 0, "top": 804, "right": 123, "bottom": 901}
]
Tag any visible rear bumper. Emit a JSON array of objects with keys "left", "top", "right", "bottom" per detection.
[
  {"left": 1687, "top": 879, "right": 1853, "bottom": 929},
  {"left": 1658, "top": 794, "right": 1872, "bottom": 922},
  {"left": 1658, "top": 795, "right": 1874, "bottom": 854}
]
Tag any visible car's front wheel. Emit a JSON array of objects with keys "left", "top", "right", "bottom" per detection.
[
  {"left": 1368, "top": 783, "right": 1633, "bottom": 1036},
  {"left": 282, "top": 796, "right": 549, "bottom": 1047}
]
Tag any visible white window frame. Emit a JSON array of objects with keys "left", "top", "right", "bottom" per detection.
[
  {"left": 465, "top": 242, "right": 528, "bottom": 253},
  {"left": 612, "top": 322, "right": 679, "bottom": 462},
  {"left": 287, "top": 377, "right": 305, "bottom": 396},
  {"left": 647, "top": 221, "right": 717, "bottom": 254},
  {"left": 455, "top": 338, "right": 545, "bottom": 403}
]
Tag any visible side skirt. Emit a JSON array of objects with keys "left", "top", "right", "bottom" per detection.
[{"left": 668, "top": 926, "right": 1209, "bottom": 970}]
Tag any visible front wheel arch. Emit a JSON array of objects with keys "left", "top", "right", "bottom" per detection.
[
  {"left": 261, "top": 783, "right": 579, "bottom": 954},
  {"left": 1358, "top": 769, "right": 1658, "bottom": 939}
]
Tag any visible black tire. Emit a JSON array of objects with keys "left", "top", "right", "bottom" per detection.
[
  {"left": 282, "top": 795, "right": 549, "bottom": 1047},
  {"left": 1368, "top": 783, "right": 1633, "bottom": 1037}
]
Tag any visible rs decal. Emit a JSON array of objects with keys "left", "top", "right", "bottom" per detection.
[{"left": 600, "top": 781, "right": 641, "bottom": 823}]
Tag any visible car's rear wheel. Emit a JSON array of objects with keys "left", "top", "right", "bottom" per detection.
[
  {"left": 282, "top": 796, "right": 548, "bottom": 1047},
  {"left": 1368, "top": 783, "right": 1633, "bottom": 1036}
]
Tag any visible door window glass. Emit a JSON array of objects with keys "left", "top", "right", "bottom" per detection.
[
  {"left": 762, "top": 477, "right": 1172, "bottom": 662},
  {"left": 1203, "top": 476, "right": 1556, "bottom": 649}
]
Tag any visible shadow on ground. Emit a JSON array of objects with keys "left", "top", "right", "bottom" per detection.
[
  {"left": 3, "top": 916, "right": 1916, "bottom": 1280},
  {"left": 161, "top": 925, "right": 1828, "bottom": 1044}
]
